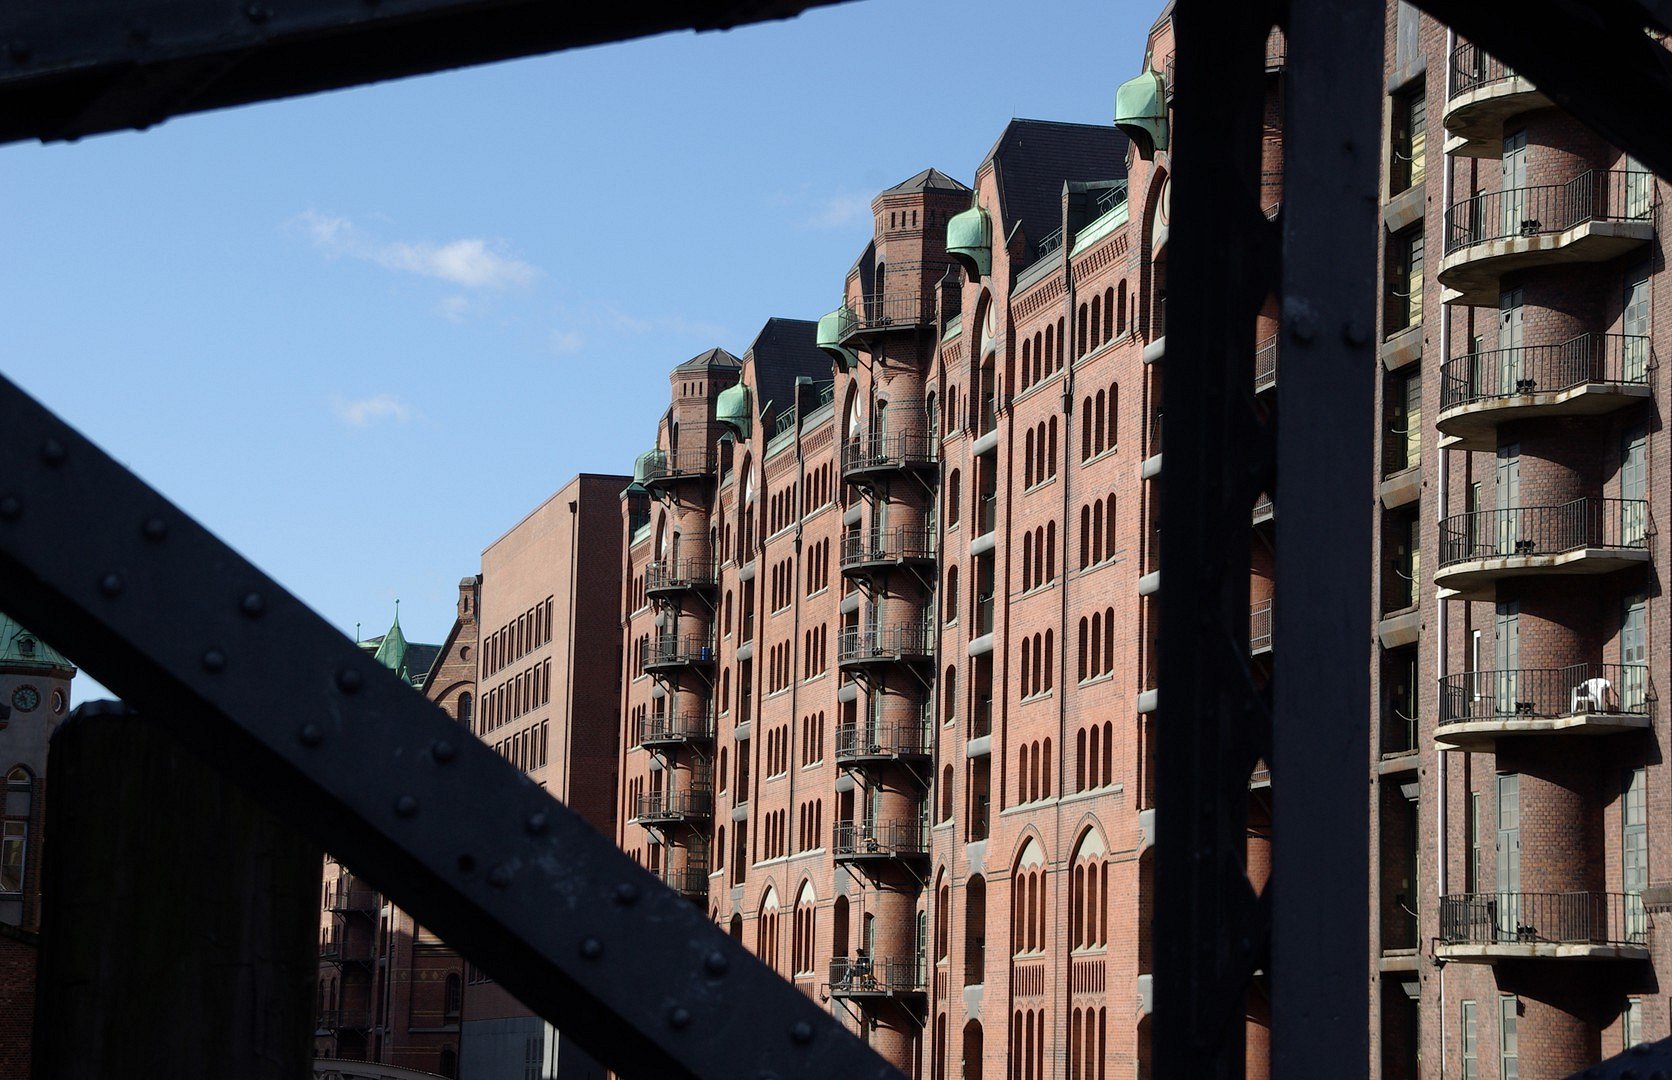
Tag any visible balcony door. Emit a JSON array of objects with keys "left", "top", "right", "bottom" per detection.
[
  {"left": 1494, "top": 601, "right": 1520, "bottom": 718},
  {"left": 1501, "top": 131, "right": 1527, "bottom": 237},
  {"left": 1624, "top": 768, "right": 1648, "bottom": 940},
  {"left": 1624, "top": 264, "right": 1651, "bottom": 380},
  {"left": 1496, "top": 444, "right": 1521, "bottom": 556},
  {"left": 1622, "top": 425, "right": 1648, "bottom": 546},
  {"left": 1622, "top": 594, "right": 1648, "bottom": 712},
  {"left": 1496, "top": 774, "right": 1521, "bottom": 940},
  {"left": 1498, "top": 288, "right": 1524, "bottom": 394}
]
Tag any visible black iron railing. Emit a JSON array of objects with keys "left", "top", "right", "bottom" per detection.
[
  {"left": 1254, "top": 335, "right": 1279, "bottom": 391},
  {"left": 1444, "top": 170, "right": 1653, "bottom": 255},
  {"left": 840, "top": 526, "right": 936, "bottom": 568},
  {"left": 661, "top": 867, "right": 710, "bottom": 898},
  {"left": 647, "top": 634, "right": 716, "bottom": 668},
  {"left": 640, "top": 447, "right": 716, "bottom": 483},
  {"left": 1440, "top": 333, "right": 1652, "bottom": 409},
  {"left": 835, "top": 721, "right": 930, "bottom": 761},
  {"left": 1438, "top": 663, "right": 1651, "bottom": 727},
  {"left": 849, "top": 292, "right": 932, "bottom": 334},
  {"left": 842, "top": 432, "right": 937, "bottom": 474},
  {"left": 633, "top": 787, "right": 714, "bottom": 823},
  {"left": 838, "top": 625, "right": 933, "bottom": 664},
  {"left": 318, "top": 1008, "right": 373, "bottom": 1030},
  {"left": 1250, "top": 600, "right": 1273, "bottom": 653},
  {"left": 1437, "top": 498, "right": 1648, "bottom": 568},
  {"left": 328, "top": 880, "right": 373, "bottom": 914},
  {"left": 832, "top": 819, "right": 930, "bottom": 859},
  {"left": 1438, "top": 891, "right": 1646, "bottom": 947},
  {"left": 634, "top": 712, "right": 714, "bottom": 746},
  {"left": 646, "top": 557, "right": 717, "bottom": 593},
  {"left": 1449, "top": 42, "right": 1516, "bottom": 97},
  {"left": 827, "top": 956, "right": 926, "bottom": 995}
]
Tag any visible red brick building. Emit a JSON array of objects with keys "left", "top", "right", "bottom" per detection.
[{"left": 1369, "top": 8, "right": 1670, "bottom": 1079}]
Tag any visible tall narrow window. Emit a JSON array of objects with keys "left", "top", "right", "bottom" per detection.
[
  {"left": 1499, "top": 996, "right": 1519, "bottom": 1080},
  {"left": 1460, "top": 1000, "right": 1478, "bottom": 1080},
  {"left": 1390, "top": 81, "right": 1426, "bottom": 194},
  {"left": 1383, "top": 225, "right": 1424, "bottom": 335},
  {"left": 1625, "top": 768, "right": 1648, "bottom": 940}
]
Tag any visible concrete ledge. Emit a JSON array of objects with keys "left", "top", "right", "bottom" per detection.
[
  {"left": 972, "top": 429, "right": 1000, "bottom": 456},
  {"left": 1379, "top": 466, "right": 1421, "bottom": 509},
  {"left": 1436, "top": 942, "right": 1649, "bottom": 963},
  {"left": 1380, "top": 323, "right": 1423, "bottom": 371},
  {"left": 1142, "top": 336, "right": 1166, "bottom": 364},
  {"left": 1436, "top": 712, "right": 1652, "bottom": 750},
  {"left": 1378, "top": 608, "right": 1421, "bottom": 649}
]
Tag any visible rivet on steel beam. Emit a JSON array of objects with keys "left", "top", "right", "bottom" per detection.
[
  {"left": 39, "top": 439, "right": 65, "bottom": 466},
  {"left": 97, "top": 573, "right": 123, "bottom": 598},
  {"left": 0, "top": 496, "right": 20, "bottom": 521},
  {"left": 431, "top": 739, "right": 456, "bottom": 763},
  {"left": 336, "top": 668, "right": 364, "bottom": 694},
  {"left": 525, "top": 811, "right": 549, "bottom": 836},
  {"left": 141, "top": 516, "right": 168, "bottom": 542},
  {"left": 201, "top": 648, "right": 227, "bottom": 673},
  {"left": 239, "top": 592, "right": 266, "bottom": 618},
  {"left": 703, "top": 950, "right": 729, "bottom": 976},
  {"left": 789, "top": 1020, "right": 814, "bottom": 1045},
  {"left": 668, "top": 1006, "right": 692, "bottom": 1030},
  {"left": 579, "top": 937, "right": 603, "bottom": 960},
  {"left": 613, "top": 882, "right": 639, "bottom": 906},
  {"left": 394, "top": 795, "right": 419, "bottom": 818},
  {"left": 298, "top": 723, "right": 323, "bottom": 746},
  {"left": 488, "top": 864, "right": 513, "bottom": 889}
]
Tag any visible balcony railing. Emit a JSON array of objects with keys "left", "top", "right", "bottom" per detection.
[
  {"left": 327, "top": 882, "right": 374, "bottom": 914},
  {"left": 1440, "top": 333, "right": 1652, "bottom": 409},
  {"left": 840, "top": 526, "right": 936, "bottom": 569},
  {"left": 842, "top": 432, "right": 937, "bottom": 476},
  {"left": 660, "top": 866, "right": 710, "bottom": 899},
  {"left": 835, "top": 720, "right": 930, "bottom": 762},
  {"left": 969, "top": 697, "right": 992, "bottom": 740},
  {"left": 1444, "top": 170, "right": 1654, "bottom": 256},
  {"left": 1250, "top": 599, "right": 1273, "bottom": 654},
  {"left": 1449, "top": 42, "right": 1516, "bottom": 98},
  {"left": 1438, "top": 663, "right": 1651, "bottom": 727},
  {"left": 646, "top": 557, "right": 718, "bottom": 594},
  {"left": 974, "top": 593, "right": 995, "bottom": 637},
  {"left": 640, "top": 447, "right": 716, "bottom": 484},
  {"left": 318, "top": 1008, "right": 373, "bottom": 1030},
  {"left": 832, "top": 819, "right": 930, "bottom": 860},
  {"left": 828, "top": 956, "right": 926, "bottom": 996},
  {"left": 634, "top": 711, "right": 714, "bottom": 747},
  {"left": 848, "top": 292, "right": 932, "bottom": 336},
  {"left": 633, "top": 787, "right": 714, "bottom": 823},
  {"left": 838, "top": 625, "right": 933, "bottom": 665},
  {"left": 1438, "top": 891, "right": 1646, "bottom": 949},
  {"left": 646, "top": 634, "right": 716, "bottom": 669},
  {"left": 1437, "top": 498, "right": 1649, "bottom": 568},
  {"left": 1254, "top": 335, "right": 1279, "bottom": 391}
]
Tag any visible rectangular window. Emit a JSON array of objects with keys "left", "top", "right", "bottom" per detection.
[
  {"left": 1384, "top": 225, "right": 1424, "bottom": 335},
  {"left": 1461, "top": 999, "right": 1478, "bottom": 1080},
  {"left": 1391, "top": 82, "right": 1427, "bottom": 193},
  {"left": 1625, "top": 768, "right": 1648, "bottom": 939},
  {"left": 1467, "top": 791, "right": 1483, "bottom": 893},
  {"left": 1625, "top": 997, "right": 1643, "bottom": 1050},
  {"left": 1499, "top": 996, "right": 1519, "bottom": 1080},
  {"left": 0, "top": 821, "right": 23, "bottom": 893}
]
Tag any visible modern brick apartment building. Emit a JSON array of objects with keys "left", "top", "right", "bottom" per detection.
[{"left": 1368, "top": 7, "right": 1670, "bottom": 1078}]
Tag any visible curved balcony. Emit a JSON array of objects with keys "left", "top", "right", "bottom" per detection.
[
  {"left": 834, "top": 720, "right": 931, "bottom": 767},
  {"left": 1254, "top": 334, "right": 1279, "bottom": 394},
  {"left": 633, "top": 786, "right": 714, "bottom": 827},
  {"left": 840, "top": 526, "right": 936, "bottom": 578},
  {"left": 645, "top": 634, "right": 716, "bottom": 675},
  {"left": 827, "top": 956, "right": 927, "bottom": 1000},
  {"left": 1437, "top": 891, "right": 1649, "bottom": 962},
  {"left": 838, "top": 625, "right": 934, "bottom": 672},
  {"left": 634, "top": 711, "right": 714, "bottom": 750},
  {"left": 1435, "top": 498, "right": 1649, "bottom": 597},
  {"left": 1440, "top": 171, "right": 1654, "bottom": 307},
  {"left": 1437, "top": 334, "right": 1653, "bottom": 450},
  {"left": 1249, "top": 599, "right": 1273, "bottom": 656},
  {"left": 327, "top": 880, "right": 375, "bottom": 916},
  {"left": 645, "top": 557, "right": 718, "bottom": 599},
  {"left": 1436, "top": 663, "right": 1651, "bottom": 748},
  {"left": 1443, "top": 44, "right": 1553, "bottom": 157},
  {"left": 640, "top": 447, "right": 717, "bottom": 491},
  {"left": 832, "top": 819, "right": 930, "bottom": 865},
  {"left": 842, "top": 432, "right": 937, "bottom": 483},
  {"left": 660, "top": 866, "right": 710, "bottom": 901},
  {"left": 836, "top": 291, "right": 934, "bottom": 344}
]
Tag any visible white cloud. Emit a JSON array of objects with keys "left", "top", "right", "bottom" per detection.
[
  {"left": 800, "top": 192, "right": 871, "bottom": 230},
  {"left": 292, "top": 210, "right": 538, "bottom": 290},
  {"left": 550, "top": 330, "right": 585, "bottom": 356},
  {"left": 437, "top": 295, "right": 471, "bottom": 323},
  {"left": 332, "top": 394, "right": 416, "bottom": 427}
]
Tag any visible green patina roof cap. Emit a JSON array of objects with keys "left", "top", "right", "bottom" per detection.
[
  {"left": 1114, "top": 68, "right": 1168, "bottom": 157},
  {"left": 0, "top": 612, "right": 74, "bottom": 674},
  {"left": 946, "top": 203, "right": 992, "bottom": 278},
  {"left": 715, "top": 382, "right": 752, "bottom": 437}
]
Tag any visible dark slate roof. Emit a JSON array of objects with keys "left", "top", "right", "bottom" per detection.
[
  {"left": 881, "top": 167, "right": 970, "bottom": 196},
  {"left": 746, "top": 318, "right": 829, "bottom": 429},
  {"left": 675, "top": 347, "right": 741, "bottom": 372},
  {"left": 979, "top": 119, "right": 1130, "bottom": 263}
]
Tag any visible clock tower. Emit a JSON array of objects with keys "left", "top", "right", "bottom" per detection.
[{"left": 0, "top": 613, "right": 76, "bottom": 931}]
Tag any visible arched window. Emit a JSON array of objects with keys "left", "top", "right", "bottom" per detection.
[
  {"left": 444, "top": 973, "right": 462, "bottom": 1017},
  {"left": 457, "top": 692, "right": 473, "bottom": 730},
  {"left": 1, "top": 768, "right": 31, "bottom": 894},
  {"left": 947, "top": 470, "right": 962, "bottom": 527},
  {"left": 1117, "top": 281, "right": 1128, "bottom": 335}
]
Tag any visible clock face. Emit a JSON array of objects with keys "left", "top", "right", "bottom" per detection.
[{"left": 11, "top": 685, "right": 40, "bottom": 713}]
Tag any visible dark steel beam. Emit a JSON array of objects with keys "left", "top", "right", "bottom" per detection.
[
  {"left": 0, "top": 0, "right": 854, "bottom": 145},
  {"left": 1417, "top": 0, "right": 1672, "bottom": 180},
  {"left": 0, "top": 371, "right": 901, "bottom": 1080},
  {"left": 1153, "top": 1, "right": 1277, "bottom": 1076},
  {"left": 1271, "top": 0, "right": 1379, "bottom": 1075}
]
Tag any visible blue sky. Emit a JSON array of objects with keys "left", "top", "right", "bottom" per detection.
[{"left": 0, "top": 0, "right": 1157, "bottom": 698}]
